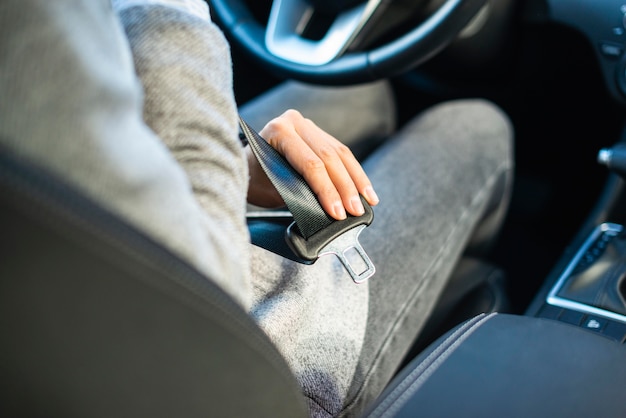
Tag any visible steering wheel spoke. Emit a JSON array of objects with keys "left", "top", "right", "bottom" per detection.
[{"left": 266, "top": 0, "right": 382, "bottom": 66}]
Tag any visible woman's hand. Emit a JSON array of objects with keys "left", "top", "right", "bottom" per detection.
[{"left": 246, "top": 109, "right": 379, "bottom": 220}]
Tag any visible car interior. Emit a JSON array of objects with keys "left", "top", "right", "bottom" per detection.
[{"left": 3, "top": 0, "right": 626, "bottom": 416}]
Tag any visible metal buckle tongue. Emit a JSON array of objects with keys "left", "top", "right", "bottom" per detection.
[
  {"left": 317, "top": 224, "right": 375, "bottom": 283},
  {"left": 285, "top": 196, "right": 375, "bottom": 283}
]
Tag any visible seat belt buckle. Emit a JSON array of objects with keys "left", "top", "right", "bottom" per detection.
[{"left": 286, "top": 195, "right": 376, "bottom": 283}]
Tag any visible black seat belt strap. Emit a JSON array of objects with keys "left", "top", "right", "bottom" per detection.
[{"left": 239, "top": 116, "right": 375, "bottom": 283}]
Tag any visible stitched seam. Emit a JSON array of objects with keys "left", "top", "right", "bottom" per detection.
[
  {"left": 368, "top": 314, "right": 488, "bottom": 414},
  {"left": 341, "top": 162, "right": 508, "bottom": 415},
  {"left": 366, "top": 313, "right": 495, "bottom": 418},
  {"left": 305, "top": 394, "right": 334, "bottom": 417},
  {"left": 380, "top": 313, "right": 495, "bottom": 417}
]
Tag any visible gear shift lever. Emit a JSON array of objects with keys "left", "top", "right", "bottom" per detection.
[
  {"left": 598, "top": 143, "right": 626, "bottom": 178},
  {"left": 557, "top": 145, "right": 626, "bottom": 315}
]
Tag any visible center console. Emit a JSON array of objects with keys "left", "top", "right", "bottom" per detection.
[
  {"left": 533, "top": 222, "right": 626, "bottom": 343},
  {"left": 526, "top": 140, "right": 626, "bottom": 344}
]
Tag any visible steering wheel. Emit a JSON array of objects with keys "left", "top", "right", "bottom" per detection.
[{"left": 208, "top": 0, "right": 488, "bottom": 85}]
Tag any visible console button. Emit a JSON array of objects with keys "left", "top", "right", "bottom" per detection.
[
  {"left": 602, "top": 320, "right": 626, "bottom": 343},
  {"left": 582, "top": 315, "right": 608, "bottom": 332},
  {"left": 558, "top": 309, "right": 585, "bottom": 326},
  {"left": 537, "top": 303, "right": 562, "bottom": 320}
]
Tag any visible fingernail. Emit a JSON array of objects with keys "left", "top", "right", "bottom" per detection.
[
  {"left": 350, "top": 195, "right": 365, "bottom": 216},
  {"left": 333, "top": 201, "right": 347, "bottom": 220},
  {"left": 364, "top": 186, "right": 379, "bottom": 205}
]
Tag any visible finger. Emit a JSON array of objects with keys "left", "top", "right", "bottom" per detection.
[
  {"left": 335, "top": 144, "right": 380, "bottom": 207},
  {"left": 261, "top": 110, "right": 380, "bottom": 218},
  {"left": 291, "top": 115, "right": 380, "bottom": 211},
  {"left": 261, "top": 115, "right": 347, "bottom": 220},
  {"left": 296, "top": 123, "right": 365, "bottom": 216}
]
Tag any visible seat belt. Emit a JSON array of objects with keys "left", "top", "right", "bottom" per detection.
[{"left": 239, "top": 116, "right": 376, "bottom": 283}]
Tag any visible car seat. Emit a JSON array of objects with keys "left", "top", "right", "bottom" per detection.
[{"left": 0, "top": 144, "right": 507, "bottom": 417}]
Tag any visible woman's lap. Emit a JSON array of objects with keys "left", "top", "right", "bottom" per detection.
[{"left": 242, "top": 82, "right": 513, "bottom": 417}]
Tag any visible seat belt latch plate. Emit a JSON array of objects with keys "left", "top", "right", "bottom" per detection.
[{"left": 318, "top": 224, "right": 375, "bottom": 284}]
